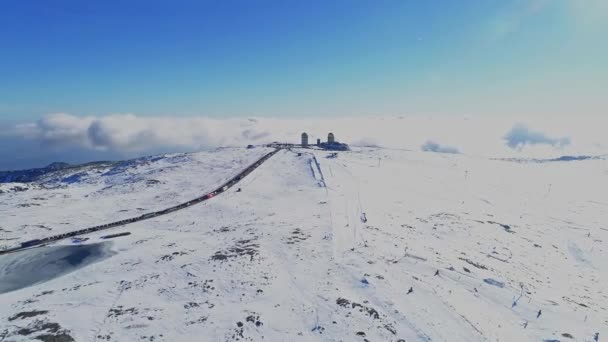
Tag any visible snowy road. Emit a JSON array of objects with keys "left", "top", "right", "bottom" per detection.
[{"left": 0, "top": 148, "right": 280, "bottom": 255}]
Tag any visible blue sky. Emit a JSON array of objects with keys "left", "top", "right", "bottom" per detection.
[
  {"left": 1, "top": 0, "right": 606, "bottom": 120},
  {"left": 0, "top": 1, "right": 607, "bottom": 169}
]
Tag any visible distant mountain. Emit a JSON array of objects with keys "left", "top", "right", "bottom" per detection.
[
  {"left": 496, "top": 154, "right": 606, "bottom": 164},
  {"left": 45, "top": 162, "right": 71, "bottom": 170},
  {"left": 0, "top": 161, "right": 111, "bottom": 183},
  {"left": 0, "top": 162, "right": 70, "bottom": 183}
]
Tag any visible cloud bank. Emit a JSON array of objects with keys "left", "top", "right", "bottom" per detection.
[
  {"left": 503, "top": 123, "right": 570, "bottom": 149},
  {"left": 12, "top": 113, "right": 272, "bottom": 153},
  {"left": 1, "top": 113, "right": 607, "bottom": 170},
  {"left": 421, "top": 141, "right": 460, "bottom": 154}
]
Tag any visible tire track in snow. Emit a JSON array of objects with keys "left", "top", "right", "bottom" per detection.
[{"left": 312, "top": 151, "right": 435, "bottom": 341}]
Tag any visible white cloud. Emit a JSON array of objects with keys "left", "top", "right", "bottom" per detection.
[
  {"left": 1, "top": 113, "right": 608, "bottom": 170},
  {"left": 349, "top": 137, "right": 382, "bottom": 148},
  {"left": 15, "top": 113, "right": 93, "bottom": 147},
  {"left": 421, "top": 141, "right": 460, "bottom": 154},
  {"left": 503, "top": 123, "right": 570, "bottom": 150},
  {"left": 11, "top": 113, "right": 271, "bottom": 153}
]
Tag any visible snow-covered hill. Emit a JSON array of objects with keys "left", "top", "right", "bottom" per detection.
[{"left": 0, "top": 147, "right": 606, "bottom": 341}]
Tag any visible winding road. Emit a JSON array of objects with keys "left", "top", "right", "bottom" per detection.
[{"left": 0, "top": 148, "right": 281, "bottom": 256}]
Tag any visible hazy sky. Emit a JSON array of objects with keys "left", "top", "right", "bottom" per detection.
[{"left": 1, "top": 0, "right": 606, "bottom": 120}]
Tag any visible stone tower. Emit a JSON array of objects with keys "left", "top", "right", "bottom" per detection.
[{"left": 328, "top": 132, "right": 335, "bottom": 144}]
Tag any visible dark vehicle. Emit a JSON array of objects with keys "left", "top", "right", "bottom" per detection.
[
  {"left": 139, "top": 213, "right": 156, "bottom": 220},
  {"left": 101, "top": 232, "right": 131, "bottom": 239},
  {"left": 247, "top": 144, "right": 255, "bottom": 149},
  {"left": 21, "top": 239, "right": 42, "bottom": 248}
]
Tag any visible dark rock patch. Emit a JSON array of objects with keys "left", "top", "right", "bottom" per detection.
[
  {"left": 211, "top": 239, "right": 259, "bottom": 262},
  {"left": 487, "top": 221, "right": 514, "bottom": 233},
  {"left": 9, "top": 310, "right": 49, "bottom": 321},
  {"left": 458, "top": 257, "right": 488, "bottom": 270},
  {"left": 483, "top": 278, "right": 505, "bottom": 288},
  {"left": 336, "top": 297, "right": 380, "bottom": 319}
]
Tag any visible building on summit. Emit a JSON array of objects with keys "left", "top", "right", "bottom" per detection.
[
  {"left": 296, "top": 132, "right": 348, "bottom": 151},
  {"left": 319, "top": 132, "right": 349, "bottom": 151}
]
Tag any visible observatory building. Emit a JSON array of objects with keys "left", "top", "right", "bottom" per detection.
[
  {"left": 296, "top": 132, "right": 348, "bottom": 151},
  {"left": 301, "top": 132, "right": 309, "bottom": 146}
]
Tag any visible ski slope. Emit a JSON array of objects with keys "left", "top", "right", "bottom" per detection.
[{"left": 0, "top": 147, "right": 606, "bottom": 341}]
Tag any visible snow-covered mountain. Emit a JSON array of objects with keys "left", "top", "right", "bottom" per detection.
[
  {"left": 0, "top": 162, "right": 75, "bottom": 183},
  {"left": 0, "top": 146, "right": 606, "bottom": 341}
]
